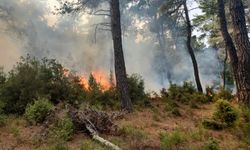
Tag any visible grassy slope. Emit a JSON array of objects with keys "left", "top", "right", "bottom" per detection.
[{"left": 0, "top": 100, "right": 249, "bottom": 150}]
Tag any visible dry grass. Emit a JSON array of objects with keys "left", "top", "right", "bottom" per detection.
[{"left": 0, "top": 100, "right": 249, "bottom": 150}]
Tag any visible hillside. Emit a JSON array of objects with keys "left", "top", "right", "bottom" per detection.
[{"left": 0, "top": 99, "right": 249, "bottom": 150}]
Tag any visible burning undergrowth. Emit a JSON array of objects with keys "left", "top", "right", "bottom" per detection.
[{"left": 0, "top": 55, "right": 148, "bottom": 114}]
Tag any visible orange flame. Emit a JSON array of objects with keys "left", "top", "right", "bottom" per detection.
[{"left": 79, "top": 70, "right": 112, "bottom": 91}]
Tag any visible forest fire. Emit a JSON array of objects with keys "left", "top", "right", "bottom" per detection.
[{"left": 79, "top": 70, "right": 112, "bottom": 91}]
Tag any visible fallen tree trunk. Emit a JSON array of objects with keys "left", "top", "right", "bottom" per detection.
[
  {"left": 86, "top": 124, "right": 121, "bottom": 150},
  {"left": 68, "top": 106, "right": 126, "bottom": 150}
]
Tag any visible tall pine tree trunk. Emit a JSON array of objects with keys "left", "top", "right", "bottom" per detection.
[
  {"left": 229, "top": 0, "right": 250, "bottom": 105},
  {"left": 110, "top": 0, "right": 133, "bottom": 111},
  {"left": 183, "top": 1, "right": 203, "bottom": 92},
  {"left": 217, "top": 0, "right": 240, "bottom": 92}
]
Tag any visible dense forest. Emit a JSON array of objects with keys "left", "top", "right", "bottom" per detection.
[{"left": 0, "top": 0, "right": 249, "bottom": 149}]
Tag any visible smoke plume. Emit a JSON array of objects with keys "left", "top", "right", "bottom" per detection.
[{"left": 0, "top": 0, "right": 221, "bottom": 91}]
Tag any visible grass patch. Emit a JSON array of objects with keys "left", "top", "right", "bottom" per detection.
[
  {"left": 119, "top": 125, "right": 147, "bottom": 139},
  {"left": 51, "top": 141, "right": 68, "bottom": 150},
  {"left": 49, "top": 117, "right": 74, "bottom": 141},
  {"left": 160, "top": 129, "right": 186, "bottom": 150},
  {"left": 202, "top": 137, "right": 220, "bottom": 150}
]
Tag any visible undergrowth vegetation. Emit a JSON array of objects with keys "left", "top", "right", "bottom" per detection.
[
  {"left": 1, "top": 55, "right": 250, "bottom": 150},
  {"left": 203, "top": 99, "right": 239, "bottom": 130},
  {"left": 49, "top": 116, "right": 74, "bottom": 141},
  {"left": 0, "top": 55, "right": 149, "bottom": 114},
  {"left": 203, "top": 137, "right": 220, "bottom": 150},
  {"left": 160, "top": 129, "right": 185, "bottom": 150},
  {"left": 25, "top": 97, "right": 53, "bottom": 124}
]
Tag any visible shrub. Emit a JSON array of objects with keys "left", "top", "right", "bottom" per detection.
[
  {"left": 192, "top": 92, "right": 210, "bottom": 104},
  {"left": 213, "top": 99, "right": 238, "bottom": 127},
  {"left": 203, "top": 99, "right": 238, "bottom": 130},
  {"left": 170, "top": 107, "right": 181, "bottom": 116},
  {"left": 165, "top": 81, "right": 210, "bottom": 106},
  {"left": 202, "top": 119, "right": 226, "bottom": 130},
  {"left": 203, "top": 137, "right": 220, "bottom": 150},
  {"left": 160, "top": 130, "right": 185, "bottom": 150},
  {"left": 0, "top": 114, "right": 6, "bottom": 127},
  {"left": 85, "top": 74, "right": 119, "bottom": 110},
  {"left": 51, "top": 117, "right": 74, "bottom": 141},
  {"left": 213, "top": 88, "right": 233, "bottom": 101},
  {"left": 241, "top": 106, "right": 250, "bottom": 122},
  {"left": 119, "top": 125, "right": 147, "bottom": 139},
  {"left": 0, "top": 55, "right": 86, "bottom": 114},
  {"left": 127, "top": 74, "right": 149, "bottom": 105},
  {"left": 86, "top": 73, "right": 149, "bottom": 110},
  {"left": 24, "top": 97, "right": 53, "bottom": 124}
]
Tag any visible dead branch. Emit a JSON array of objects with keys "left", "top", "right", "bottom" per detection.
[{"left": 67, "top": 106, "right": 126, "bottom": 150}]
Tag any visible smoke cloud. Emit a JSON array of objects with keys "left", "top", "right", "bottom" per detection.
[{"left": 0, "top": 0, "right": 221, "bottom": 91}]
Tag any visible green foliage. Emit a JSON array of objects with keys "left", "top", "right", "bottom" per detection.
[
  {"left": 127, "top": 74, "right": 149, "bottom": 105},
  {"left": 24, "top": 97, "right": 53, "bottom": 124},
  {"left": 213, "top": 99, "right": 239, "bottom": 127},
  {"left": 85, "top": 73, "right": 148, "bottom": 110},
  {"left": 80, "top": 140, "right": 96, "bottom": 150},
  {"left": 51, "top": 142, "right": 68, "bottom": 150},
  {"left": 203, "top": 137, "right": 220, "bottom": 150},
  {"left": 213, "top": 88, "right": 233, "bottom": 101},
  {"left": 192, "top": 0, "right": 222, "bottom": 47},
  {"left": 202, "top": 119, "right": 226, "bottom": 130},
  {"left": 163, "top": 81, "right": 210, "bottom": 106},
  {"left": 10, "top": 126, "right": 20, "bottom": 137},
  {"left": 234, "top": 107, "right": 250, "bottom": 145},
  {"left": 160, "top": 130, "right": 185, "bottom": 150},
  {"left": 203, "top": 99, "right": 238, "bottom": 130},
  {"left": 50, "top": 117, "right": 74, "bottom": 141},
  {"left": 119, "top": 125, "right": 147, "bottom": 139},
  {"left": 170, "top": 107, "right": 181, "bottom": 117},
  {"left": 0, "top": 114, "right": 6, "bottom": 127},
  {"left": 0, "top": 55, "right": 86, "bottom": 114},
  {"left": 241, "top": 106, "right": 250, "bottom": 122},
  {"left": 85, "top": 74, "right": 119, "bottom": 110},
  {"left": 0, "top": 66, "right": 6, "bottom": 87}
]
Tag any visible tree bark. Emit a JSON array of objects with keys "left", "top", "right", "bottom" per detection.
[
  {"left": 110, "top": 0, "right": 133, "bottom": 111},
  {"left": 229, "top": 0, "right": 250, "bottom": 105},
  {"left": 223, "top": 48, "right": 228, "bottom": 89},
  {"left": 217, "top": 0, "right": 240, "bottom": 92},
  {"left": 183, "top": 1, "right": 203, "bottom": 92}
]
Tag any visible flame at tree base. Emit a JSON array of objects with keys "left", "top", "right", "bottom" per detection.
[{"left": 79, "top": 70, "right": 113, "bottom": 91}]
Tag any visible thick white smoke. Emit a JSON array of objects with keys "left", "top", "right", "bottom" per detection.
[{"left": 0, "top": 0, "right": 221, "bottom": 91}]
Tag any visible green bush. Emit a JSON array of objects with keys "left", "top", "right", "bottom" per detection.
[
  {"left": 51, "top": 117, "right": 74, "bottom": 141},
  {"left": 213, "top": 99, "right": 239, "bottom": 127},
  {"left": 192, "top": 92, "right": 210, "bottom": 104},
  {"left": 213, "top": 88, "right": 233, "bottom": 101},
  {"left": 160, "top": 130, "right": 185, "bottom": 150},
  {"left": 127, "top": 74, "right": 149, "bottom": 105},
  {"left": 85, "top": 74, "right": 119, "bottom": 110},
  {"left": 202, "top": 119, "right": 226, "bottom": 130},
  {"left": 0, "top": 55, "right": 86, "bottom": 114},
  {"left": 86, "top": 73, "right": 148, "bottom": 110},
  {"left": 0, "top": 114, "right": 6, "bottom": 127},
  {"left": 164, "top": 81, "right": 210, "bottom": 106},
  {"left": 203, "top": 137, "right": 220, "bottom": 150},
  {"left": 203, "top": 99, "right": 238, "bottom": 130},
  {"left": 241, "top": 106, "right": 250, "bottom": 122},
  {"left": 24, "top": 97, "right": 53, "bottom": 124}
]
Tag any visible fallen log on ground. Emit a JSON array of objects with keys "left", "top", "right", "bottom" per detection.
[{"left": 68, "top": 106, "right": 126, "bottom": 150}]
